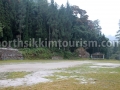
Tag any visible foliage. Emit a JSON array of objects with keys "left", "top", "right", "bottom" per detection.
[
  {"left": 110, "top": 51, "right": 120, "bottom": 60},
  {"left": 20, "top": 48, "right": 52, "bottom": 59},
  {"left": 0, "top": 0, "right": 108, "bottom": 57},
  {"left": 20, "top": 48, "right": 78, "bottom": 59},
  {"left": 0, "top": 22, "right": 4, "bottom": 37}
]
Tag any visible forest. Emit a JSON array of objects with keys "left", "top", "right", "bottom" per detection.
[
  {"left": 0, "top": 0, "right": 111, "bottom": 58},
  {"left": 1, "top": 1, "right": 120, "bottom": 90}
]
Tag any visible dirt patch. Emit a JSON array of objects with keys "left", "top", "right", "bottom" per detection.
[
  {"left": 0, "top": 61, "right": 90, "bottom": 87},
  {"left": 1, "top": 61, "right": 120, "bottom": 87},
  {"left": 90, "top": 63, "right": 120, "bottom": 68},
  {"left": 0, "top": 61, "right": 90, "bottom": 72}
]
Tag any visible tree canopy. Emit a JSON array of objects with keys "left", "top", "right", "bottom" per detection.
[{"left": 0, "top": 0, "right": 109, "bottom": 55}]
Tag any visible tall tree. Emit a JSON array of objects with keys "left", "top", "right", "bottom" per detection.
[
  {"left": 0, "top": 22, "right": 4, "bottom": 37},
  {"left": 16, "top": 0, "right": 26, "bottom": 40}
]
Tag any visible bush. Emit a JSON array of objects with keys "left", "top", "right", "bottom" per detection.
[
  {"left": 50, "top": 48, "right": 77, "bottom": 59},
  {"left": 20, "top": 48, "right": 52, "bottom": 59},
  {"left": 110, "top": 51, "right": 120, "bottom": 60},
  {"left": 19, "top": 48, "right": 79, "bottom": 60},
  {"left": 63, "top": 51, "right": 73, "bottom": 59}
]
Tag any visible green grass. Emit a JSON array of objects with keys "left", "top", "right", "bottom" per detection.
[
  {"left": 0, "top": 59, "right": 119, "bottom": 64},
  {"left": 1, "top": 78, "right": 120, "bottom": 90},
  {"left": 44, "top": 62, "right": 120, "bottom": 90},
  {"left": 0, "top": 60, "right": 66, "bottom": 65},
  {"left": 0, "top": 72, "right": 30, "bottom": 80},
  {"left": 51, "top": 63, "right": 120, "bottom": 78},
  {"left": 91, "top": 59, "right": 120, "bottom": 63}
]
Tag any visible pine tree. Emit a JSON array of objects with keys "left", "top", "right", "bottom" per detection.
[
  {"left": 16, "top": 0, "right": 26, "bottom": 40},
  {"left": 0, "top": 22, "right": 4, "bottom": 37},
  {"left": 2, "top": 0, "right": 13, "bottom": 41}
]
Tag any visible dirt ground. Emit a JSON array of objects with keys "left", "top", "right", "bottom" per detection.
[
  {"left": 0, "top": 61, "right": 90, "bottom": 72},
  {"left": 0, "top": 60, "right": 120, "bottom": 87}
]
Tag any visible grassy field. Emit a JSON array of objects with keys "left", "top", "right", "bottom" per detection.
[
  {"left": 0, "top": 60, "right": 66, "bottom": 65},
  {"left": 0, "top": 72, "right": 30, "bottom": 80},
  {"left": 0, "top": 60, "right": 120, "bottom": 90},
  {"left": 0, "top": 59, "right": 119, "bottom": 64}
]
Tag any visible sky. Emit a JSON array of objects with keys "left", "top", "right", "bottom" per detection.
[{"left": 52, "top": 0, "right": 120, "bottom": 37}]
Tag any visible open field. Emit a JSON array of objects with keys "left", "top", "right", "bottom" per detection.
[{"left": 0, "top": 60, "right": 120, "bottom": 90}]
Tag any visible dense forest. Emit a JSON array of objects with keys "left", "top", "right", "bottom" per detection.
[{"left": 0, "top": 0, "right": 110, "bottom": 58}]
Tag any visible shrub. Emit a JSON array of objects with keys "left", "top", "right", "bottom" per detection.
[{"left": 20, "top": 48, "right": 52, "bottom": 59}]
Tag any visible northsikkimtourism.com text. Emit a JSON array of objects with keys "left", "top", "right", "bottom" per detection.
[{"left": 0, "top": 38, "right": 119, "bottom": 48}]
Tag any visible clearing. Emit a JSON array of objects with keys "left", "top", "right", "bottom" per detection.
[{"left": 0, "top": 60, "right": 120, "bottom": 90}]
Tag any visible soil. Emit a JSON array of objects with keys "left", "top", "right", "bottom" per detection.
[{"left": 0, "top": 61, "right": 120, "bottom": 87}]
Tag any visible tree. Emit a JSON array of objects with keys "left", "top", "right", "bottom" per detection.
[
  {"left": 2, "top": 0, "right": 13, "bottom": 41},
  {"left": 47, "top": 0, "right": 59, "bottom": 42},
  {"left": 0, "top": 0, "right": 4, "bottom": 23},
  {"left": 0, "top": 22, "right": 4, "bottom": 37},
  {"left": 16, "top": 0, "right": 26, "bottom": 40},
  {"left": 0, "top": 0, "right": 109, "bottom": 55},
  {"left": 116, "top": 31, "right": 120, "bottom": 41}
]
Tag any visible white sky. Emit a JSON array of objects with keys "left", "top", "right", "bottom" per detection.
[{"left": 52, "top": 0, "right": 120, "bottom": 36}]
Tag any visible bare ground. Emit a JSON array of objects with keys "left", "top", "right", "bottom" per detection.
[{"left": 0, "top": 60, "right": 120, "bottom": 87}]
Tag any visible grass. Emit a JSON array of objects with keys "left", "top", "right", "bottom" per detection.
[
  {"left": 0, "top": 59, "right": 119, "bottom": 65},
  {"left": 44, "top": 62, "right": 120, "bottom": 90},
  {"left": 1, "top": 78, "right": 120, "bottom": 90},
  {"left": 91, "top": 59, "right": 120, "bottom": 63},
  {"left": 0, "top": 60, "right": 66, "bottom": 65},
  {"left": 0, "top": 60, "right": 120, "bottom": 90},
  {"left": 0, "top": 72, "right": 30, "bottom": 80}
]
